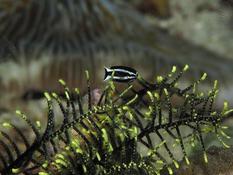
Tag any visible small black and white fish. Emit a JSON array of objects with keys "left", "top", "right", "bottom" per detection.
[{"left": 104, "top": 66, "right": 138, "bottom": 82}]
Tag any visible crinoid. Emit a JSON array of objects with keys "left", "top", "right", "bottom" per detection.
[{"left": 0, "top": 65, "right": 232, "bottom": 175}]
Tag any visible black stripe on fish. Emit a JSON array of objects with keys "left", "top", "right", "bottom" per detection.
[{"left": 104, "top": 66, "right": 138, "bottom": 82}]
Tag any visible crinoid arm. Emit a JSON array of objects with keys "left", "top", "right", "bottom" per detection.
[{"left": 0, "top": 66, "right": 232, "bottom": 175}]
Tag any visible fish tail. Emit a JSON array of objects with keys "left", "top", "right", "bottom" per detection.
[{"left": 104, "top": 67, "right": 111, "bottom": 81}]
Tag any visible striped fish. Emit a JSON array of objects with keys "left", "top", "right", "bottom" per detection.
[{"left": 104, "top": 66, "right": 138, "bottom": 82}]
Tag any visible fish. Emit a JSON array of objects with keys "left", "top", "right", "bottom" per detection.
[{"left": 104, "top": 66, "right": 138, "bottom": 82}]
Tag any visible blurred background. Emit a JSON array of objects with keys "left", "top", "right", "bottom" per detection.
[{"left": 138, "top": 0, "right": 233, "bottom": 56}]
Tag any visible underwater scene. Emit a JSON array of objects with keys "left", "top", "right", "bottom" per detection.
[{"left": 0, "top": 0, "right": 233, "bottom": 174}]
